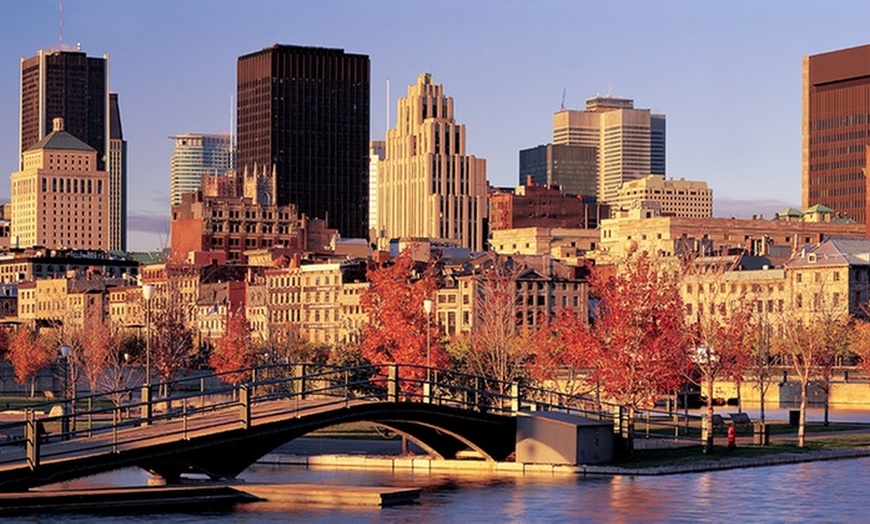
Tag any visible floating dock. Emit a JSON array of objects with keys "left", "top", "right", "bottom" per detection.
[{"left": 234, "top": 482, "right": 421, "bottom": 506}]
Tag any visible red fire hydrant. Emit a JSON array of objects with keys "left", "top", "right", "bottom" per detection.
[{"left": 727, "top": 425, "right": 736, "bottom": 452}]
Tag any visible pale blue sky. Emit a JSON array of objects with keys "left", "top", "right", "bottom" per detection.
[{"left": 1, "top": 1, "right": 869, "bottom": 251}]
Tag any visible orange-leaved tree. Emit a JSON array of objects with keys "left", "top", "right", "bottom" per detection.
[
  {"left": 8, "top": 327, "right": 53, "bottom": 397},
  {"left": 570, "top": 252, "right": 689, "bottom": 454},
  {"left": 209, "top": 311, "right": 254, "bottom": 385},
  {"left": 360, "top": 250, "right": 450, "bottom": 385}
]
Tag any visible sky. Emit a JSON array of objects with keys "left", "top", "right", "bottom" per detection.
[{"left": 2, "top": 1, "right": 870, "bottom": 251}]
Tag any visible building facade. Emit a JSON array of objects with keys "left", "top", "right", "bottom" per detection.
[
  {"left": 802, "top": 44, "right": 870, "bottom": 224},
  {"left": 378, "top": 73, "right": 488, "bottom": 251},
  {"left": 169, "top": 133, "right": 233, "bottom": 207},
  {"left": 614, "top": 175, "right": 712, "bottom": 218},
  {"left": 489, "top": 181, "right": 609, "bottom": 231},
  {"left": 11, "top": 118, "right": 110, "bottom": 250},
  {"left": 237, "top": 44, "right": 370, "bottom": 239},
  {"left": 519, "top": 143, "right": 597, "bottom": 197},
  {"left": 553, "top": 96, "right": 666, "bottom": 203}
]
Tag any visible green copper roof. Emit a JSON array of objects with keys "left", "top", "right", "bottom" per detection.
[
  {"left": 25, "top": 129, "right": 94, "bottom": 153},
  {"left": 777, "top": 208, "right": 803, "bottom": 217},
  {"left": 804, "top": 204, "right": 834, "bottom": 214}
]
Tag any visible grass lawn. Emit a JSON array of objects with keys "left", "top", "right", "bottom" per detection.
[{"left": 619, "top": 426, "right": 870, "bottom": 469}]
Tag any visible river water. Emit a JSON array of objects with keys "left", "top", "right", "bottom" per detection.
[{"left": 9, "top": 405, "right": 870, "bottom": 522}]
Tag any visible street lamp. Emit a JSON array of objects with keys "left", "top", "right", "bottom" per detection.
[
  {"left": 141, "top": 283, "right": 155, "bottom": 424},
  {"left": 142, "top": 284, "right": 155, "bottom": 386},
  {"left": 423, "top": 299, "right": 434, "bottom": 382}
]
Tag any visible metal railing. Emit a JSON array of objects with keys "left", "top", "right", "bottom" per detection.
[{"left": 0, "top": 363, "right": 706, "bottom": 473}]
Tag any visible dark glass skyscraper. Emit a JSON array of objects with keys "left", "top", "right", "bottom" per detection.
[
  {"left": 237, "top": 45, "right": 370, "bottom": 239},
  {"left": 20, "top": 49, "right": 108, "bottom": 171}
]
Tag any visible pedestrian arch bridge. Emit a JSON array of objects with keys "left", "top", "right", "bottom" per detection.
[{"left": 0, "top": 364, "right": 609, "bottom": 492}]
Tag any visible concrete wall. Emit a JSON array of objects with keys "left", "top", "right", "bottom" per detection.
[{"left": 516, "top": 411, "right": 613, "bottom": 465}]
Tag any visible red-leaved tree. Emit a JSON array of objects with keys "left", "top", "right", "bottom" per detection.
[
  {"left": 210, "top": 312, "right": 253, "bottom": 385},
  {"left": 360, "top": 250, "right": 450, "bottom": 385},
  {"left": 566, "top": 252, "right": 689, "bottom": 453},
  {"left": 8, "top": 327, "right": 53, "bottom": 397}
]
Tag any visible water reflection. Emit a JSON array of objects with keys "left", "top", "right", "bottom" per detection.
[{"left": 36, "top": 456, "right": 870, "bottom": 522}]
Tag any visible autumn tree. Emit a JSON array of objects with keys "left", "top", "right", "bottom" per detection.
[
  {"left": 7, "top": 327, "right": 53, "bottom": 397},
  {"left": 772, "top": 284, "right": 849, "bottom": 448},
  {"left": 150, "top": 277, "right": 196, "bottom": 385},
  {"left": 97, "top": 331, "right": 142, "bottom": 406},
  {"left": 567, "top": 251, "right": 689, "bottom": 453},
  {"left": 528, "top": 309, "right": 595, "bottom": 398},
  {"left": 360, "top": 250, "right": 450, "bottom": 384},
  {"left": 683, "top": 257, "right": 757, "bottom": 453},
  {"left": 209, "top": 311, "right": 254, "bottom": 384},
  {"left": 78, "top": 315, "right": 121, "bottom": 394},
  {"left": 463, "top": 258, "right": 534, "bottom": 399}
]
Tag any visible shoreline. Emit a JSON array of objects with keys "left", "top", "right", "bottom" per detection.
[{"left": 255, "top": 445, "right": 870, "bottom": 477}]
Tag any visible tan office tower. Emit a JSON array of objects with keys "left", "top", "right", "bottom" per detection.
[
  {"left": 11, "top": 118, "right": 109, "bottom": 250},
  {"left": 378, "top": 73, "right": 487, "bottom": 251},
  {"left": 553, "top": 96, "right": 665, "bottom": 204},
  {"left": 802, "top": 44, "right": 870, "bottom": 224}
]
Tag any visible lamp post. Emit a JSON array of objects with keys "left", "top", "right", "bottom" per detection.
[
  {"left": 142, "top": 284, "right": 155, "bottom": 385},
  {"left": 60, "top": 344, "right": 70, "bottom": 439},
  {"left": 423, "top": 299, "right": 434, "bottom": 383},
  {"left": 141, "top": 283, "right": 155, "bottom": 424}
]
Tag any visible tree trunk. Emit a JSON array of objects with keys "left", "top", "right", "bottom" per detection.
[
  {"left": 704, "top": 379, "right": 715, "bottom": 454},
  {"left": 759, "top": 378, "right": 766, "bottom": 425},
  {"left": 823, "top": 384, "right": 830, "bottom": 427},
  {"left": 799, "top": 380, "right": 808, "bottom": 448}
]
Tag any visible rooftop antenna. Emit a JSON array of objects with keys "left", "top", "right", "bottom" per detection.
[
  {"left": 607, "top": 80, "right": 613, "bottom": 98},
  {"left": 560, "top": 88, "right": 566, "bottom": 111},
  {"left": 58, "top": 0, "right": 63, "bottom": 46},
  {"left": 386, "top": 77, "right": 390, "bottom": 136}
]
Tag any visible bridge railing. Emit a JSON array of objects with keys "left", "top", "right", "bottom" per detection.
[{"left": 0, "top": 363, "right": 706, "bottom": 472}]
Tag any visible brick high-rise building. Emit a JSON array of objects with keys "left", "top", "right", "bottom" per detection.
[
  {"left": 802, "top": 44, "right": 870, "bottom": 224},
  {"left": 236, "top": 45, "right": 370, "bottom": 239},
  {"left": 553, "top": 96, "right": 665, "bottom": 204},
  {"left": 378, "top": 73, "right": 488, "bottom": 251}
]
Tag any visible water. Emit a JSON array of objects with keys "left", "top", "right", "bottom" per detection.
[{"left": 9, "top": 455, "right": 870, "bottom": 523}]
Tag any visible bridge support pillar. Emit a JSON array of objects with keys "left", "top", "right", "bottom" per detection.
[
  {"left": 423, "top": 382, "right": 431, "bottom": 404},
  {"left": 388, "top": 365, "right": 399, "bottom": 402},
  {"left": 141, "top": 385, "right": 152, "bottom": 426},
  {"left": 25, "top": 411, "right": 40, "bottom": 471},
  {"left": 293, "top": 364, "right": 307, "bottom": 399},
  {"left": 240, "top": 385, "right": 251, "bottom": 429},
  {"left": 511, "top": 382, "right": 520, "bottom": 413}
]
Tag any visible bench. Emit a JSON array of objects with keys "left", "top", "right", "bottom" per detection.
[
  {"left": 42, "top": 390, "right": 56, "bottom": 400},
  {"left": 710, "top": 413, "right": 727, "bottom": 435},
  {"left": 729, "top": 412, "right": 752, "bottom": 427},
  {"left": 729, "top": 412, "right": 753, "bottom": 434}
]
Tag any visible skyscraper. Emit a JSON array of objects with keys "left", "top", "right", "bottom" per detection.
[
  {"left": 236, "top": 44, "right": 370, "bottom": 239},
  {"left": 169, "top": 133, "right": 233, "bottom": 206},
  {"left": 519, "top": 143, "right": 597, "bottom": 197},
  {"left": 20, "top": 48, "right": 109, "bottom": 170},
  {"left": 802, "top": 44, "right": 870, "bottom": 224},
  {"left": 108, "top": 93, "right": 127, "bottom": 251},
  {"left": 369, "top": 140, "right": 385, "bottom": 240},
  {"left": 553, "top": 96, "right": 666, "bottom": 204},
  {"left": 378, "top": 73, "right": 488, "bottom": 251}
]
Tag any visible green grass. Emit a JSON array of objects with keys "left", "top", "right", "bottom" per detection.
[{"left": 617, "top": 429, "right": 870, "bottom": 469}]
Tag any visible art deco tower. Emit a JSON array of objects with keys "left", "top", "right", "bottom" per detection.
[
  {"left": 236, "top": 45, "right": 370, "bottom": 239},
  {"left": 378, "top": 73, "right": 488, "bottom": 251}
]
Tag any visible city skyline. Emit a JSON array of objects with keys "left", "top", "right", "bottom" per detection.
[{"left": 3, "top": 1, "right": 870, "bottom": 251}]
